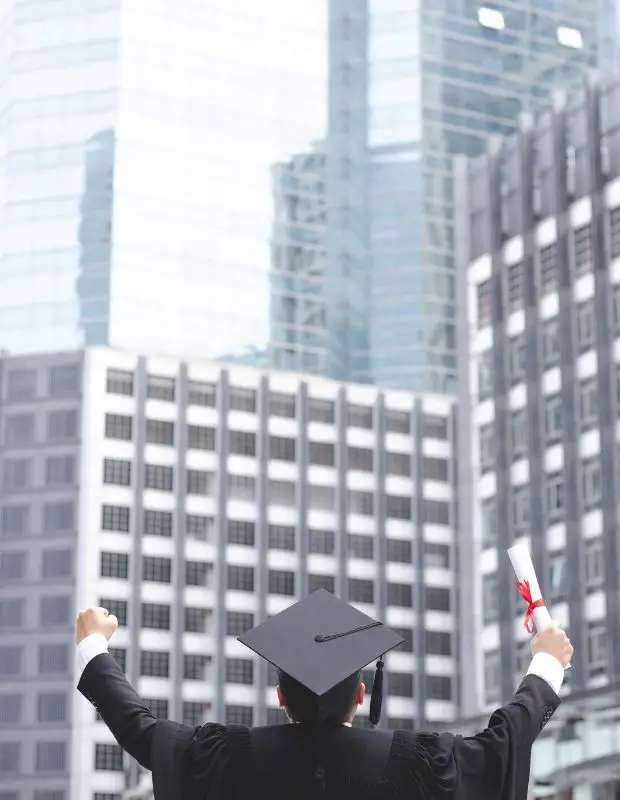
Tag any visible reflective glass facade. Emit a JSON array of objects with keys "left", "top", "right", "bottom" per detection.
[{"left": 0, "top": 0, "right": 327, "bottom": 360}]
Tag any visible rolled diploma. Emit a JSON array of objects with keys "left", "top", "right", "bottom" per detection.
[{"left": 507, "top": 544, "right": 552, "bottom": 632}]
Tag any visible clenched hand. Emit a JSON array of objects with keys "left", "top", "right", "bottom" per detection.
[{"left": 76, "top": 607, "right": 118, "bottom": 644}]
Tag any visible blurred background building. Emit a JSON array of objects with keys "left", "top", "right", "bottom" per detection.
[
  {"left": 455, "top": 72, "right": 620, "bottom": 797},
  {"left": 0, "top": 347, "right": 456, "bottom": 799}
]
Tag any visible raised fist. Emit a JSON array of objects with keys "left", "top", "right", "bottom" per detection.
[
  {"left": 531, "top": 622, "right": 573, "bottom": 668},
  {"left": 76, "top": 607, "right": 118, "bottom": 644}
]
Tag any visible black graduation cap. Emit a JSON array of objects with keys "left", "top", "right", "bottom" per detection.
[{"left": 238, "top": 589, "right": 404, "bottom": 727}]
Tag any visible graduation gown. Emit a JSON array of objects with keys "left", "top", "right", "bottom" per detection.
[{"left": 78, "top": 652, "right": 560, "bottom": 799}]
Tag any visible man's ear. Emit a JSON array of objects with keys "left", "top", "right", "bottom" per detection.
[
  {"left": 276, "top": 685, "right": 286, "bottom": 708},
  {"left": 355, "top": 682, "right": 366, "bottom": 706}
]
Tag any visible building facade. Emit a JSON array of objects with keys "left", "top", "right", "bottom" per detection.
[
  {"left": 455, "top": 72, "right": 620, "bottom": 795},
  {"left": 0, "top": 347, "right": 457, "bottom": 800}
]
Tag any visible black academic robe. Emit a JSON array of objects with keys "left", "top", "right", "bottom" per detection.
[{"left": 78, "top": 652, "right": 560, "bottom": 799}]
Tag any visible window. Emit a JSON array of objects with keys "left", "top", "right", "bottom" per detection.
[
  {"left": 309, "top": 574, "right": 335, "bottom": 593},
  {"left": 392, "top": 627, "right": 413, "bottom": 653},
  {"left": 227, "top": 520, "right": 255, "bottom": 546},
  {"left": 186, "top": 514, "right": 213, "bottom": 540},
  {"left": 45, "top": 454, "right": 75, "bottom": 486},
  {"left": 478, "top": 350, "right": 493, "bottom": 400},
  {"left": 2, "top": 457, "right": 31, "bottom": 491},
  {"left": 268, "top": 570, "right": 295, "bottom": 596},
  {"left": 385, "top": 410, "right": 410, "bottom": 434},
  {"left": 42, "top": 549, "right": 72, "bottom": 578},
  {"left": 144, "top": 698, "right": 168, "bottom": 719},
  {"left": 229, "top": 387, "right": 256, "bottom": 413},
  {"left": 426, "top": 630, "right": 451, "bottom": 656},
  {"left": 508, "top": 334, "right": 525, "bottom": 383},
  {"left": 483, "top": 574, "right": 498, "bottom": 624},
  {"left": 484, "top": 650, "right": 501, "bottom": 705},
  {"left": 228, "top": 474, "right": 255, "bottom": 502},
  {"left": 348, "top": 490, "right": 374, "bottom": 516},
  {"left": 425, "top": 587, "right": 451, "bottom": 612},
  {"left": 424, "top": 542, "right": 450, "bottom": 569},
  {"left": 422, "top": 415, "right": 448, "bottom": 440},
  {"left": 184, "top": 654, "right": 210, "bottom": 680},
  {"left": 0, "top": 694, "right": 21, "bottom": 723},
  {"left": 424, "top": 500, "right": 450, "bottom": 525},
  {"left": 103, "top": 458, "right": 131, "bottom": 486},
  {"left": 479, "top": 424, "right": 494, "bottom": 472},
  {"left": 587, "top": 623, "right": 607, "bottom": 676},
  {"left": 104, "top": 413, "right": 132, "bottom": 441},
  {"left": 269, "top": 436, "right": 296, "bottom": 462},
  {"left": 100, "top": 552, "right": 129, "bottom": 580},
  {"left": 348, "top": 578, "right": 374, "bottom": 603},
  {"left": 146, "top": 375, "right": 175, "bottom": 402},
  {"left": 35, "top": 740, "right": 65, "bottom": 771},
  {"left": 548, "top": 552, "right": 566, "bottom": 602},
  {"left": 0, "top": 552, "right": 25, "bottom": 581},
  {"left": 187, "top": 424, "right": 215, "bottom": 451},
  {"left": 268, "top": 525, "right": 295, "bottom": 551},
  {"left": 43, "top": 501, "right": 73, "bottom": 532},
  {"left": 506, "top": 262, "right": 523, "bottom": 312},
  {"left": 0, "top": 599, "right": 23, "bottom": 628},
  {"left": 106, "top": 369, "right": 133, "bottom": 396},
  {"left": 226, "top": 658, "right": 254, "bottom": 684},
  {"left": 481, "top": 498, "right": 497, "bottom": 546},
  {"left": 187, "top": 469, "right": 214, "bottom": 496},
  {"left": 387, "top": 538, "right": 412, "bottom": 563},
  {"left": 610, "top": 207, "right": 620, "bottom": 258},
  {"left": 308, "top": 398, "right": 335, "bottom": 424},
  {"left": 268, "top": 480, "right": 296, "bottom": 507},
  {"left": 143, "top": 556, "right": 172, "bottom": 583},
  {"left": 186, "top": 561, "right": 211, "bottom": 587},
  {"left": 387, "top": 583, "right": 413, "bottom": 608},
  {"left": 225, "top": 705, "right": 253, "bottom": 726},
  {"left": 544, "top": 395, "right": 562, "bottom": 441},
  {"left": 347, "top": 404, "right": 373, "bottom": 429},
  {"left": 0, "top": 646, "right": 22, "bottom": 676},
  {"left": 4, "top": 412, "right": 35, "bottom": 445},
  {"left": 47, "top": 409, "right": 77, "bottom": 440},
  {"left": 511, "top": 486, "right": 529, "bottom": 531},
  {"left": 140, "top": 651, "right": 169, "bottom": 678},
  {"left": 579, "top": 379, "right": 598, "bottom": 428},
  {"left": 614, "top": 284, "right": 620, "bottom": 335},
  {"left": 144, "top": 509, "right": 173, "bottom": 537},
  {"left": 188, "top": 381, "right": 216, "bottom": 407},
  {"left": 348, "top": 534, "right": 374, "bottom": 559},
  {"left": 1, "top": 504, "right": 29, "bottom": 537},
  {"left": 109, "top": 647, "right": 127, "bottom": 672},
  {"left": 585, "top": 538, "right": 604, "bottom": 590},
  {"left": 94, "top": 743, "right": 123, "bottom": 771},
  {"left": 542, "top": 317, "right": 560, "bottom": 367},
  {"left": 183, "top": 702, "right": 209, "bottom": 727},
  {"left": 308, "top": 529, "right": 334, "bottom": 554},
  {"left": 576, "top": 300, "right": 595, "bottom": 350},
  {"left": 0, "top": 742, "right": 20, "bottom": 773},
  {"left": 49, "top": 364, "right": 79, "bottom": 397},
  {"left": 229, "top": 430, "right": 256, "bottom": 457},
  {"left": 301, "top": 484, "right": 333, "bottom": 516},
  {"left": 6, "top": 368, "right": 36, "bottom": 401},
  {"left": 185, "top": 608, "right": 209, "bottom": 633},
  {"left": 39, "top": 597, "right": 70, "bottom": 626},
  {"left": 146, "top": 419, "right": 174, "bottom": 446},
  {"left": 37, "top": 693, "right": 66, "bottom": 722},
  {"left": 347, "top": 445, "right": 377, "bottom": 474},
  {"left": 581, "top": 458, "right": 601, "bottom": 508},
  {"left": 574, "top": 224, "right": 593, "bottom": 275},
  {"left": 269, "top": 392, "right": 296, "bottom": 418},
  {"left": 226, "top": 611, "right": 254, "bottom": 637},
  {"left": 389, "top": 672, "right": 413, "bottom": 697},
  {"left": 539, "top": 243, "right": 558, "bottom": 294},
  {"left": 100, "top": 599, "right": 127, "bottom": 626},
  {"left": 546, "top": 472, "right": 564, "bottom": 519},
  {"left": 427, "top": 675, "right": 452, "bottom": 701},
  {"left": 477, "top": 279, "right": 492, "bottom": 328},
  {"left": 510, "top": 410, "right": 527, "bottom": 459},
  {"left": 38, "top": 644, "right": 68, "bottom": 674},
  {"left": 308, "top": 441, "right": 335, "bottom": 467},
  {"left": 228, "top": 565, "right": 254, "bottom": 592},
  {"left": 145, "top": 464, "right": 173, "bottom": 492},
  {"left": 141, "top": 603, "right": 170, "bottom": 629},
  {"left": 386, "top": 452, "right": 411, "bottom": 476},
  {"left": 101, "top": 505, "right": 130, "bottom": 533},
  {"left": 423, "top": 457, "right": 448, "bottom": 482}
]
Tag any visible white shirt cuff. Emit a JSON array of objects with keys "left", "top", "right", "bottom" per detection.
[
  {"left": 78, "top": 633, "right": 109, "bottom": 672},
  {"left": 526, "top": 652, "right": 564, "bottom": 695}
]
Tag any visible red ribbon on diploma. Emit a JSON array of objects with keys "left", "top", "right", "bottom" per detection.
[{"left": 516, "top": 580, "right": 545, "bottom": 634}]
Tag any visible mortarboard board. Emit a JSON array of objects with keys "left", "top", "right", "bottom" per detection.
[{"left": 238, "top": 589, "right": 404, "bottom": 727}]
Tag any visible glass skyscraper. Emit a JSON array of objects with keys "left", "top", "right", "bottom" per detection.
[
  {"left": 269, "top": 0, "right": 610, "bottom": 393},
  {"left": 0, "top": 0, "right": 327, "bottom": 361}
]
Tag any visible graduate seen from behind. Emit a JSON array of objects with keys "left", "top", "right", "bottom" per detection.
[{"left": 76, "top": 590, "right": 572, "bottom": 800}]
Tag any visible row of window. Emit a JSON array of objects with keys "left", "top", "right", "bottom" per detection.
[
  {"left": 0, "top": 691, "right": 68, "bottom": 724},
  {"left": 0, "top": 549, "right": 72, "bottom": 582},
  {"left": 105, "top": 368, "right": 450, "bottom": 439},
  {"left": 4, "top": 363, "right": 80, "bottom": 403},
  {"left": 3, "top": 453, "right": 76, "bottom": 492},
  {"left": 0, "top": 740, "right": 67, "bottom": 773},
  {"left": 2, "top": 408, "right": 79, "bottom": 446},
  {"left": 0, "top": 500, "right": 74, "bottom": 537}
]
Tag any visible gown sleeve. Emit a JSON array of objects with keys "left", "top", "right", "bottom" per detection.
[
  {"left": 183, "top": 723, "right": 250, "bottom": 799},
  {"left": 392, "top": 674, "right": 561, "bottom": 800}
]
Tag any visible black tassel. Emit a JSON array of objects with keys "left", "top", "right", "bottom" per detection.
[{"left": 368, "top": 657, "right": 384, "bottom": 727}]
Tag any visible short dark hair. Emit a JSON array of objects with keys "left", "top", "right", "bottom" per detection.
[{"left": 278, "top": 669, "right": 362, "bottom": 725}]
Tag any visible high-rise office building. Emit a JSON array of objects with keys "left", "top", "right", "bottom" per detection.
[
  {"left": 0, "top": 347, "right": 457, "bottom": 799},
  {"left": 0, "top": 0, "right": 328, "bottom": 361},
  {"left": 454, "top": 73, "right": 620, "bottom": 795},
  {"left": 270, "top": 1, "right": 609, "bottom": 393}
]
